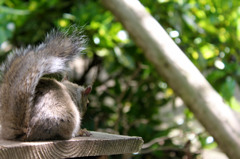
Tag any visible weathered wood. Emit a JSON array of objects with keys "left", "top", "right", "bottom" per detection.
[{"left": 0, "top": 131, "right": 143, "bottom": 159}]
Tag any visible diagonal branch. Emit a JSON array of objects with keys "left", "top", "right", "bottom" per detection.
[{"left": 101, "top": 0, "right": 240, "bottom": 158}]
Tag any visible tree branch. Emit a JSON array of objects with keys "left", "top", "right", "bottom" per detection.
[{"left": 101, "top": 0, "right": 240, "bottom": 158}]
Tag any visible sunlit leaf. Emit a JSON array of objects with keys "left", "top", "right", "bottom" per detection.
[
  {"left": 229, "top": 97, "right": 240, "bottom": 112},
  {"left": 237, "top": 17, "right": 240, "bottom": 41},
  {"left": 200, "top": 44, "right": 218, "bottom": 59}
]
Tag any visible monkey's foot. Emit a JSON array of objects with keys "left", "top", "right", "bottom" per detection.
[{"left": 78, "top": 128, "right": 92, "bottom": 137}]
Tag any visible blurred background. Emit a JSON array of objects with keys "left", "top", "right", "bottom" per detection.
[{"left": 1, "top": 0, "right": 240, "bottom": 158}]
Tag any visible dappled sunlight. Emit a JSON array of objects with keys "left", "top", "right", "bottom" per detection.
[
  {"left": 1, "top": 0, "right": 240, "bottom": 158},
  {"left": 103, "top": 0, "right": 240, "bottom": 158}
]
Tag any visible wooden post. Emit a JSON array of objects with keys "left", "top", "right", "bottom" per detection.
[{"left": 0, "top": 132, "right": 143, "bottom": 159}]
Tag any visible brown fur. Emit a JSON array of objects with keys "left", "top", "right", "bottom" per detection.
[{"left": 0, "top": 30, "right": 91, "bottom": 141}]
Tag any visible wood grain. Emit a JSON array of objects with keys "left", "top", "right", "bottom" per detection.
[{"left": 0, "top": 131, "right": 143, "bottom": 159}]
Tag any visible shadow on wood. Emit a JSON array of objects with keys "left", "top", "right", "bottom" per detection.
[{"left": 0, "top": 131, "right": 143, "bottom": 159}]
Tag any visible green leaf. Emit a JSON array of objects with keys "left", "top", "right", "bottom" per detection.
[
  {"left": 220, "top": 77, "right": 236, "bottom": 101},
  {"left": 114, "top": 46, "right": 135, "bottom": 70},
  {"left": 0, "top": 6, "right": 29, "bottom": 15},
  {"left": 229, "top": 97, "right": 240, "bottom": 112}
]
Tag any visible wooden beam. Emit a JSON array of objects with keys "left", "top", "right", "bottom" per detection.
[{"left": 0, "top": 132, "right": 143, "bottom": 159}]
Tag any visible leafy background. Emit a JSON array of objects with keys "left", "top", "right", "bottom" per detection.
[{"left": 1, "top": 0, "right": 240, "bottom": 158}]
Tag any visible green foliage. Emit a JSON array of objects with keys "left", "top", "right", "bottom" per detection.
[{"left": 1, "top": 0, "right": 240, "bottom": 158}]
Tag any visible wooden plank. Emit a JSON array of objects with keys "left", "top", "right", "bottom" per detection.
[{"left": 0, "top": 131, "right": 143, "bottom": 159}]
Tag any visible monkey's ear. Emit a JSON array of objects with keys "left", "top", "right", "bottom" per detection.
[{"left": 84, "top": 86, "right": 92, "bottom": 95}]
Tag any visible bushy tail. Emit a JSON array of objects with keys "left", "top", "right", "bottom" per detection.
[{"left": 0, "top": 29, "right": 85, "bottom": 139}]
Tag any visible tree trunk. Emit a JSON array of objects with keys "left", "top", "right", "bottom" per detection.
[{"left": 101, "top": 0, "right": 240, "bottom": 158}]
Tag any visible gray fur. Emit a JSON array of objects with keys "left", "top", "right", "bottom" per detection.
[{"left": 0, "top": 30, "right": 90, "bottom": 141}]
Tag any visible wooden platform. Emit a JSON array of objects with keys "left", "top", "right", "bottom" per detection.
[{"left": 0, "top": 131, "right": 143, "bottom": 159}]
